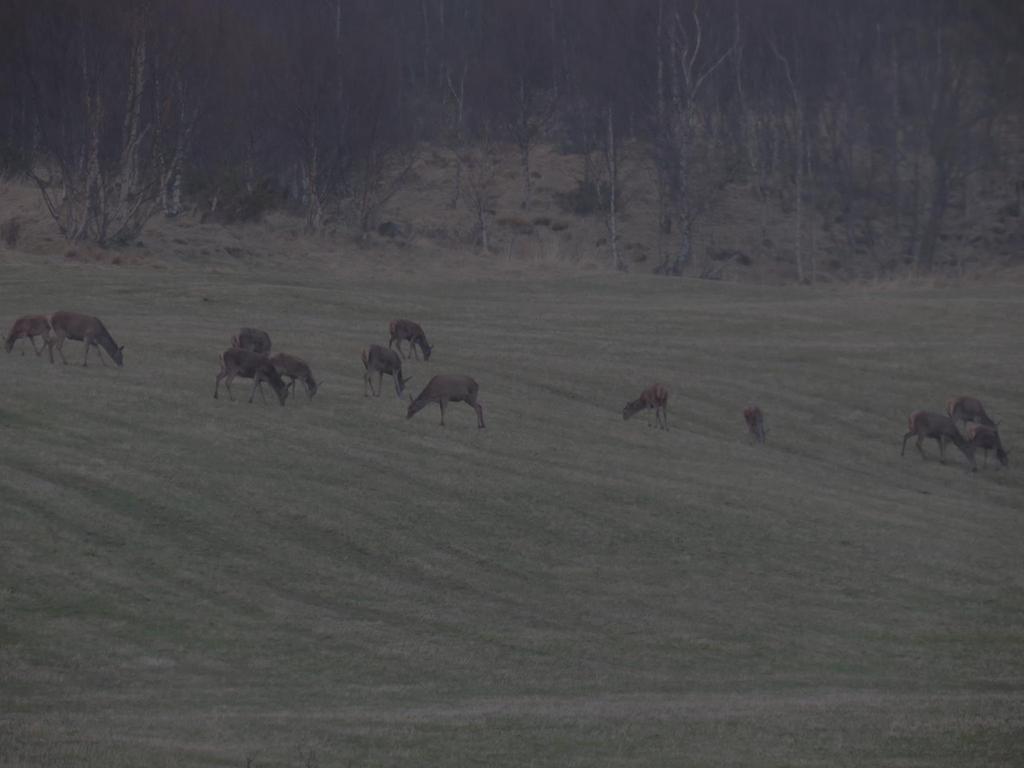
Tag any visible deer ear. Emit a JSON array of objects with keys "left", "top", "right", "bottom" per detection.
[{"left": 119, "top": 345, "right": 124, "bottom": 352}]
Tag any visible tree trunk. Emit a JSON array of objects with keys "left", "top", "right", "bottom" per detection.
[
  {"left": 917, "top": 156, "right": 949, "bottom": 272},
  {"left": 606, "top": 106, "right": 621, "bottom": 271}
]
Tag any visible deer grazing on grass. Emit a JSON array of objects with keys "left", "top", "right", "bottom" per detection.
[
  {"left": 231, "top": 327, "right": 272, "bottom": 355},
  {"left": 407, "top": 374, "right": 484, "bottom": 427},
  {"left": 49, "top": 311, "right": 124, "bottom": 367},
  {"left": 362, "top": 344, "right": 411, "bottom": 398},
  {"left": 946, "top": 396, "right": 997, "bottom": 430},
  {"left": 901, "top": 410, "right": 976, "bottom": 469},
  {"left": 622, "top": 383, "right": 669, "bottom": 430},
  {"left": 214, "top": 348, "right": 289, "bottom": 405},
  {"left": 268, "top": 353, "right": 318, "bottom": 399},
  {"left": 967, "top": 424, "right": 1009, "bottom": 469},
  {"left": 744, "top": 405, "right": 766, "bottom": 444},
  {"left": 4, "top": 315, "right": 52, "bottom": 357},
  {"left": 388, "top": 319, "right": 432, "bottom": 361}
]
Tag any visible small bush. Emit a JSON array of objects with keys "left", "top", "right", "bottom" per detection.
[
  {"left": 191, "top": 168, "right": 282, "bottom": 224},
  {"left": 554, "top": 178, "right": 623, "bottom": 217}
]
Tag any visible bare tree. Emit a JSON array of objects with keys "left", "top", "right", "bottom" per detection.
[
  {"left": 655, "top": 0, "right": 736, "bottom": 275},
  {"left": 465, "top": 141, "right": 497, "bottom": 252}
]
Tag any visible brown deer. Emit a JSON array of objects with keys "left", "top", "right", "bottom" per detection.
[
  {"left": 407, "top": 374, "right": 484, "bottom": 427},
  {"left": 622, "top": 383, "right": 669, "bottom": 430},
  {"left": 4, "top": 315, "right": 52, "bottom": 357},
  {"left": 362, "top": 344, "right": 411, "bottom": 398},
  {"left": 214, "top": 348, "right": 289, "bottom": 406},
  {"left": 231, "top": 327, "right": 272, "bottom": 355},
  {"left": 901, "top": 410, "right": 975, "bottom": 469},
  {"left": 744, "top": 405, "right": 766, "bottom": 443},
  {"left": 269, "top": 352, "right": 318, "bottom": 399},
  {"left": 946, "top": 396, "right": 997, "bottom": 429},
  {"left": 50, "top": 311, "right": 124, "bottom": 367},
  {"left": 966, "top": 424, "right": 1009, "bottom": 469},
  {"left": 388, "top": 319, "right": 432, "bottom": 361}
]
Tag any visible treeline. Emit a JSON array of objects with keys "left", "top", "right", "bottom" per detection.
[{"left": 1, "top": 0, "right": 1022, "bottom": 274}]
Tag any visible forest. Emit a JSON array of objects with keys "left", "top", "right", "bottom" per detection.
[{"left": 1, "top": 0, "right": 1022, "bottom": 277}]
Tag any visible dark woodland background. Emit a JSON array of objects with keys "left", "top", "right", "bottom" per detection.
[{"left": 2, "top": 0, "right": 1023, "bottom": 277}]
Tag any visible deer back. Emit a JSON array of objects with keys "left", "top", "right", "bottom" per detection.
[
  {"left": 233, "top": 327, "right": 272, "bottom": 354},
  {"left": 367, "top": 344, "right": 403, "bottom": 373}
]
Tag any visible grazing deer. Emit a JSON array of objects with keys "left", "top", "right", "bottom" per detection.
[
  {"left": 268, "top": 353, "right": 318, "bottom": 399},
  {"left": 744, "top": 405, "right": 766, "bottom": 443},
  {"left": 362, "top": 344, "right": 411, "bottom": 398},
  {"left": 231, "top": 327, "right": 272, "bottom": 355},
  {"left": 901, "top": 410, "right": 975, "bottom": 469},
  {"left": 388, "top": 319, "right": 432, "bottom": 361},
  {"left": 4, "top": 315, "right": 52, "bottom": 357},
  {"left": 214, "top": 348, "right": 289, "bottom": 405},
  {"left": 966, "top": 424, "right": 1009, "bottom": 469},
  {"left": 946, "top": 396, "right": 997, "bottom": 429},
  {"left": 622, "top": 383, "right": 669, "bottom": 430},
  {"left": 50, "top": 311, "right": 124, "bottom": 367},
  {"left": 407, "top": 374, "right": 484, "bottom": 427}
]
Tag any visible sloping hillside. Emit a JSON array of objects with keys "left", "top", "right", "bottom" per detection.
[{"left": 1, "top": 246, "right": 1022, "bottom": 766}]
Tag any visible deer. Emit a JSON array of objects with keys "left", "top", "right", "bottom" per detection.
[
  {"left": 966, "top": 424, "right": 1009, "bottom": 469},
  {"left": 744, "top": 405, "right": 766, "bottom": 444},
  {"left": 214, "top": 348, "right": 289, "bottom": 405},
  {"left": 49, "top": 311, "right": 124, "bottom": 367},
  {"left": 4, "top": 315, "right": 53, "bottom": 357},
  {"left": 269, "top": 352, "right": 318, "bottom": 399},
  {"left": 231, "top": 327, "right": 272, "bottom": 355},
  {"left": 362, "top": 344, "right": 412, "bottom": 398},
  {"left": 946, "top": 396, "right": 997, "bottom": 430},
  {"left": 901, "top": 410, "right": 976, "bottom": 470},
  {"left": 622, "top": 383, "right": 669, "bottom": 430},
  {"left": 406, "top": 374, "right": 484, "bottom": 427},
  {"left": 388, "top": 319, "right": 432, "bottom": 361}
]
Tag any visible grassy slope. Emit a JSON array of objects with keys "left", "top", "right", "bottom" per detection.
[{"left": 1, "top": 254, "right": 1023, "bottom": 767}]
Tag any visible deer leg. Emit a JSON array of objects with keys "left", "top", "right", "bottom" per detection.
[
  {"left": 439, "top": 399, "right": 447, "bottom": 426},
  {"left": 938, "top": 436, "right": 947, "bottom": 464},
  {"left": 901, "top": 431, "right": 914, "bottom": 456},
  {"left": 94, "top": 342, "right": 109, "bottom": 367},
  {"left": 915, "top": 435, "right": 927, "bottom": 460},
  {"left": 52, "top": 334, "right": 68, "bottom": 365},
  {"left": 82, "top": 341, "right": 90, "bottom": 367},
  {"left": 214, "top": 370, "right": 225, "bottom": 399},
  {"left": 224, "top": 373, "right": 236, "bottom": 401},
  {"left": 472, "top": 401, "right": 485, "bottom": 429},
  {"left": 28, "top": 336, "right": 40, "bottom": 356}
]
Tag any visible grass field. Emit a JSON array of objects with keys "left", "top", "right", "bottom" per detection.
[{"left": 1, "top": 252, "right": 1023, "bottom": 766}]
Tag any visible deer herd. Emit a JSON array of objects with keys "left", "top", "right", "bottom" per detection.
[{"left": 4, "top": 311, "right": 1011, "bottom": 472}]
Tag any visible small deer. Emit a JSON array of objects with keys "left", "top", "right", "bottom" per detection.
[
  {"left": 388, "top": 319, "right": 432, "bottom": 361},
  {"left": 4, "top": 315, "right": 52, "bottom": 357},
  {"left": 946, "top": 396, "right": 997, "bottom": 429},
  {"left": 269, "top": 352, "right": 318, "bottom": 399},
  {"left": 49, "top": 311, "right": 124, "bottom": 367},
  {"left": 901, "top": 410, "right": 975, "bottom": 469},
  {"left": 231, "top": 327, "right": 272, "bottom": 355},
  {"left": 966, "top": 424, "right": 1009, "bottom": 469},
  {"left": 407, "top": 374, "right": 484, "bottom": 428},
  {"left": 744, "top": 405, "right": 766, "bottom": 443},
  {"left": 362, "top": 344, "right": 411, "bottom": 398},
  {"left": 622, "top": 383, "right": 669, "bottom": 430},
  {"left": 214, "top": 348, "right": 288, "bottom": 405}
]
